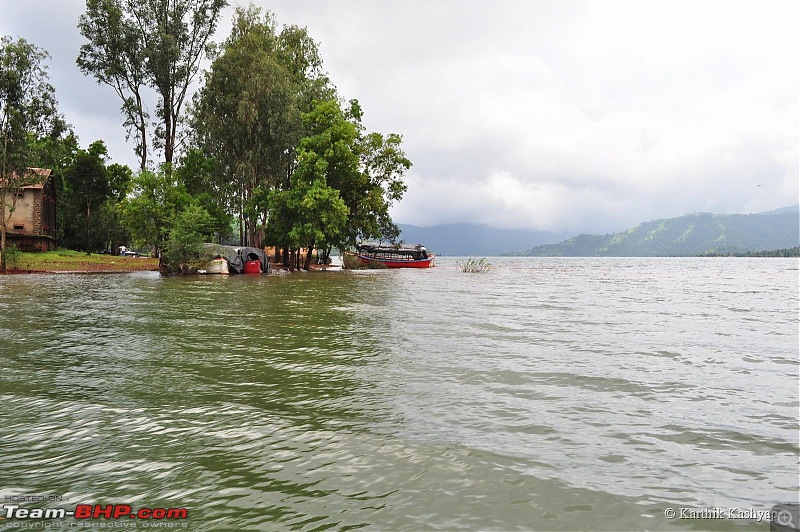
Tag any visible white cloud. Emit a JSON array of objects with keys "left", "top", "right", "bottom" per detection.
[{"left": 1, "top": 0, "right": 797, "bottom": 234}]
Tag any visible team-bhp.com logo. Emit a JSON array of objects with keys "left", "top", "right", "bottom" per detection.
[{"left": 3, "top": 503, "right": 188, "bottom": 520}]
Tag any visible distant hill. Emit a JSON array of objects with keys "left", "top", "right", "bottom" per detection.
[
  {"left": 505, "top": 206, "right": 800, "bottom": 257},
  {"left": 396, "top": 223, "right": 571, "bottom": 256}
]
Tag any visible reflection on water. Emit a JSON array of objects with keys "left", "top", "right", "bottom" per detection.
[{"left": 1, "top": 258, "right": 797, "bottom": 530}]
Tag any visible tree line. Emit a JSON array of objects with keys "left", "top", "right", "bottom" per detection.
[
  {"left": 698, "top": 247, "right": 800, "bottom": 258},
  {"left": 1, "top": 1, "right": 410, "bottom": 272}
]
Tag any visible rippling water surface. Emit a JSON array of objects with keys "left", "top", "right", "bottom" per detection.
[{"left": 1, "top": 258, "right": 798, "bottom": 530}]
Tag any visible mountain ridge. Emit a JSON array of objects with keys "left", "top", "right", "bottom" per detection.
[
  {"left": 395, "top": 205, "right": 799, "bottom": 256},
  {"left": 505, "top": 205, "right": 799, "bottom": 257}
]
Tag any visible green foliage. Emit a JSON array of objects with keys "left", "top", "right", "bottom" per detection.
[
  {"left": 318, "top": 99, "right": 410, "bottom": 248},
  {"left": 120, "top": 168, "right": 191, "bottom": 250},
  {"left": 0, "top": 35, "right": 67, "bottom": 271},
  {"left": 264, "top": 98, "right": 410, "bottom": 267},
  {"left": 58, "top": 140, "right": 132, "bottom": 253},
  {"left": 162, "top": 204, "right": 215, "bottom": 273},
  {"left": 28, "top": 130, "right": 80, "bottom": 173},
  {"left": 174, "top": 149, "right": 231, "bottom": 241},
  {"left": 285, "top": 177, "right": 349, "bottom": 251},
  {"left": 277, "top": 99, "right": 359, "bottom": 253},
  {"left": 0, "top": 36, "right": 66, "bottom": 174},
  {"left": 78, "top": 0, "right": 228, "bottom": 168},
  {"left": 4, "top": 245, "right": 20, "bottom": 269},
  {"left": 341, "top": 252, "right": 386, "bottom": 270},
  {"left": 458, "top": 257, "right": 491, "bottom": 273},
  {"left": 107, "top": 163, "right": 133, "bottom": 201},
  {"left": 192, "top": 5, "right": 331, "bottom": 247},
  {"left": 62, "top": 141, "right": 112, "bottom": 253},
  {"left": 120, "top": 160, "right": 232, "bottom": 254},
  {"left": 72, "top": 5, "right": 411, "bottom": 264},
  {"left": 77, "top": 0, "right": 150, "bottom": 169}
]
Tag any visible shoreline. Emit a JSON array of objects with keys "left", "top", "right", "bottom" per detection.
[
  {"left": 1, "top": 268, "right": 158, "bottom": 274},
  {"left": 1, "top": 253, "right": 160, "bottom": 274},
  {"left": 0, "top": 259, "right": 343, "bottom": 275}
]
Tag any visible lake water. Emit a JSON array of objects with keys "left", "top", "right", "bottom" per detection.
[{"left": 1, "top": 257, "right": 798, "bottom": 530}]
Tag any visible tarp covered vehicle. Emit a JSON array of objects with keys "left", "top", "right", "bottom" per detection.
[{"left": 201, "top": 244, "right": 269, "bottom": 274}]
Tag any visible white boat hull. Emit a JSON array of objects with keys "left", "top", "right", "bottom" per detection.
[{"left": 204, "top": 257, "right": 229, "bottom": 274}]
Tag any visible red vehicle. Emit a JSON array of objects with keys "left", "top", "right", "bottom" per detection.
[
  {"left": 351, "top": 243, "right": 435, "bottom": 268},
  {"left": 242, "top": 259, "right": 262, "bottom": 273}
]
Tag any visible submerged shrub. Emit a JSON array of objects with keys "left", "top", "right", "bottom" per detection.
[
  {"left": 5, "top": 245, "right": 21, "bottom": 269},
  {"left": 458, "top": 257, "right": 491, "bottom": 273}
]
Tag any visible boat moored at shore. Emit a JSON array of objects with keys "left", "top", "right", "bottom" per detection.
[
  {"left": 202, "top": 256, "right": 230, "bottom": 274},
  {"left": 350, "top": 242, "right": 435, "bottom": 268}
]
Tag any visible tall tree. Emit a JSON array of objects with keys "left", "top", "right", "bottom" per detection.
[
  {"left": 192, "top": 5, "right": 332, "bottom": 247},
  {"left": 0, "top": 36, "right": 66, "bottom": 271},
  {"left": 77, "top": 0, "right": 150, "bottom": 170},
  {"left": 78, "top": 0, "right": 227, "bottom": 169}
]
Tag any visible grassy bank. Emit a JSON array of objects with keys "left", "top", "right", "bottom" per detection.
[{"left": 3, "top": 249, "right": 159, "bottom": 273}]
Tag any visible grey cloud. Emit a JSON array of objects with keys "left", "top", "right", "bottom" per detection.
[{"left": 1, "top": 0, "right": 796, "bottom": 234}]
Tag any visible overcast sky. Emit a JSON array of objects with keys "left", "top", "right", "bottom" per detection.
[{"left": 1, "top": 0, "right": 797, "bottom": 234}]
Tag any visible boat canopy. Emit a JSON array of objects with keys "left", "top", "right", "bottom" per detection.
[
  {"left": 356, "top": 242, "right": 429, "bottom": 260},
  {"left": 201, "top": 243, "right": 269, "bottom": 274}
]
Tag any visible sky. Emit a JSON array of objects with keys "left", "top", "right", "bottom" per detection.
[{"left": 1, "top": 0, "right": 797, "bottom": 234}]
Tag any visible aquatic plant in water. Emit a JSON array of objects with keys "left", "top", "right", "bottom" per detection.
[{"left": 458, "top": 257, "right": 491, "bottom": 273}]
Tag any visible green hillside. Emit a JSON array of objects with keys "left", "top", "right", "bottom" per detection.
[{"left": 507, "top": 207, "right": 800, "bottom": 257}]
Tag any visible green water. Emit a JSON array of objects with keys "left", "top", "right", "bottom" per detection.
[{"left": 1, "top": 258, "right": 798, "bottom": 530}]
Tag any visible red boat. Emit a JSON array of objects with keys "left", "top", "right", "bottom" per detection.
[{"left": 351, "top": 243, "right": 435, "bottom": 268}]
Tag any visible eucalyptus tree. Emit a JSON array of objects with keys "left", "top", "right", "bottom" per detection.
[
  {"left": 78, "top": 0, "right": 227, "bottom": 169},
  {"left": 192, "top": 5, "right": 332, "bottom": 247},
  {"left": 0, "top": 36, "right": 66, "bottom": 271},
  {"left": 77, "top": 0, "right": 149, "bottom": 170}
]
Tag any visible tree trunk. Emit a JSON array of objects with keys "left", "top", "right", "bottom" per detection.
[
  {"left": 164, "top": 106, "right": 174, "bottom": 167},
  {"left": 303, "top": 241, "right": 314, "bottom": 270},
  {"left": 238, "top": 206, "right": 244, "bottom": 247},
  {"left": 1, "top": 116, "right": 8, "bottom": 272},
  {"left": 0, "top": 201, "right": 6, "bottom": 272},
  {"left": 135, "top": 91, "right": 148, "bottom": 171},
  {"left": 85, "top": 202, "right": 92, "bottom": 254},
  {"left": 247, "top": 218, "right": 257, "bottom": 247}
]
